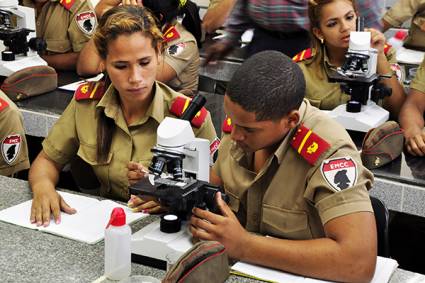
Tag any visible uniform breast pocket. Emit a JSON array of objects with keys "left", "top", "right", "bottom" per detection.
[
  {"left": 77, "top": 143, "right": 113, "bottom": 192},
  {"left": 262, "top": 205, "right": 313, "bottom": 240}
]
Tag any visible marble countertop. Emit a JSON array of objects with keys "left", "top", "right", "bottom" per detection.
[{"left": 0, "top": 175, "right": 424, "bottom": 283}]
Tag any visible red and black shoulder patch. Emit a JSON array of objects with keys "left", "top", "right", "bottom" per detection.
[
  {"left": 290, "top": 124, "right": 331, "bottom": 165},
  {"left": 74, "top": 81, "right": 105, "bottom": 101},
  {"left": 170, "top": 96, "right": 207, "bottom": 128},
  {"left": 59, "top": 0, "right": 75, "bottom": 11},
  {"left": 292, "top": 48, "right": 313, "bottom": 63},
  {"left": 0, "top": 96, "right": 9, "bottom": 112},
  {"left": 222, "top": 116, "right": 232, "bottom": 133},
  {"left": 163, "top": 25, "right": 180, "bottom": 43},
  {"left": 384, "top": 43, "right": 391, "bottom": 56}
]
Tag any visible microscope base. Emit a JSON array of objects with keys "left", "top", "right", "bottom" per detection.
[
  {"left": 328, "top": 101, "right": 389, "bottom": 132},
  {"left": 0, "top": 55, "right": 47, "bottom": 77},
  {"left": 131, "top": 220, "right": 193, "bottom": 270}
]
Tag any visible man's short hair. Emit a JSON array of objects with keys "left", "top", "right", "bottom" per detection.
[{"left": 226, "top": 50, "right": 306, "bottom": 121}]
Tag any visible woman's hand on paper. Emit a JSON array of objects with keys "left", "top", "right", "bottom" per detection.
[{"left": 30, "top": 187, "right": 76, "bottom": 227}]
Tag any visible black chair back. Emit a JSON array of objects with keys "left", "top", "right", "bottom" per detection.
[{"left": 370, "top": 196, "right": 390, "bottom": 257}]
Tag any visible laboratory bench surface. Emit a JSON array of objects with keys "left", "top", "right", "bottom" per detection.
[{"left": 1, "top": 175, "right": 425, "bottom": 283}]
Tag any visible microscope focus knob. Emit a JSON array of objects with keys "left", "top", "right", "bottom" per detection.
[
  {"left": 160, "top": 214, "right": 181, "bottom": 233},
  {"left": 2, "top": 51, "right": 15, "bottom": 61}
]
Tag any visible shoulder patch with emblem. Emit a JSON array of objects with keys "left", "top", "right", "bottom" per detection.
[
  {"left": 163, "top": 25, "right": 180, "bottom": 43},
  {"left": 292, "top": 48, "right": 313, "bottom": 63},
  {"left": 60, "top": 0, "right": 75, "bottom": 11},
  {"left": 74, "top": 81, "right": 105, "bottom": 101},
  {"left": 290, "top": 124, "right": 331, "bottom": 165},
  {"left": 167, "top": 42, "right": 186, "bottom": 57},
  {"left": 222, "top": 116, "right": 232, "bottom": 133},
  {"left": 321, "top": 157, "right": 358, "bottom": 192},
  {"left": 170, "top": 96, "right": 207, "bottom": 128},
  {"left": 0, "top": 97, "right": 9, "bottom": 112},
  {"left": 384, "top": 44, "right": 391, "bottom": 56},
  {"left": 76, "top": 11, "right": 96, "bottom": 35},
  {"left": 2, "top": 134, "right": 22, "bottom": 165}
]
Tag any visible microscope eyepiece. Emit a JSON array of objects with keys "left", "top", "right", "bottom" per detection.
[{"left": 180, "top": 94, "right": 206, "bottom": 121}]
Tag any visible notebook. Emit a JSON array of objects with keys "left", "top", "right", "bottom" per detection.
[
  {"left": 231, "top": 256, "right": 398, "bottom": 283},
  {"left": 0, "top": 191, "right": 147, "bottom": 244}
]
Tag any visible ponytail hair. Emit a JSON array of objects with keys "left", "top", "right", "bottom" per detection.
[{"left": 143, "top": 0, "right": 202, "bottom": 47}]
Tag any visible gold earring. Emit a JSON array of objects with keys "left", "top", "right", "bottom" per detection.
[{"left": 320, "top": 37, "right": 324, "bottom": 44}]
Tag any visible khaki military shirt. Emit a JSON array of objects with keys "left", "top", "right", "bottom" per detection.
[
  {"left": 383, "top": 0, "right": 425, "bottom": 50},
  {"left": 213, "top": 100, "right": 373, "bottom": 239},
  {"left": 164, "top": 23, "right": 200, "bottom": 95},
  {"left": 23, "top": 0, "right": 97, "bottom": 54},
  {"left": 410, "top": 56, "right": 425, "bottom": 92},
  {"left": 0, "top": 91, "right": 29, "bottom": 176},
  {"left": 297, "top": 47, "right": 397, "bottom": 110},
  {"left": 43, "top": 82, "right": 217, "bottom": 201}
]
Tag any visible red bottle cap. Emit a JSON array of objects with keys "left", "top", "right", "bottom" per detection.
[
  {"left": 394, "top": 30, "right": 407, "bottom": 40},
  {"left": 106, "top": 207, "right": 126, "bottom": 228}
]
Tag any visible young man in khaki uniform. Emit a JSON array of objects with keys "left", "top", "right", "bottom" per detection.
[
  {"left": 190, "top": 51, "right": 377, "bottom": 282},
  {"left": 382, "top": 0, "right": 425, "bottom": 51},
  {"left": 0, "top": 92, "right": 29, "bottom": 176},
  {"left": 22, "top": 0, "right": 97, "bottom": 70},
  {"left": 399, "top": 57, "right": 425, "bottom": 156}
]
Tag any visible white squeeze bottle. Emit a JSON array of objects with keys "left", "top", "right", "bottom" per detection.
[{"left": 104, "top": 207, "right": 131, "bottom": 280}]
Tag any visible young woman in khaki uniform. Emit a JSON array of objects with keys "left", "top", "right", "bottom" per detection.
[
  {"left": 399, "top": 57, "right": 425, "bottom": 156},
  {"left": 23, "top": 0, "right": 97, "bottom": 70},
  {"left": 78, "top": 0, "right": 201, "bottom": 95},
  {"left": 0, "top": 92, "right": 29, "bottom": 176},
  {"left": 382, "top": 0, "right": 425, "bottom": 51},
  {"left": 28, "top": 6, "right": 217, "bottom": 227},
  {"left": 295, "top": 0, "right": 405, "bottom": 119}
]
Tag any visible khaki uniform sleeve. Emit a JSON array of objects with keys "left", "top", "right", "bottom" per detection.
[
  {"left": 0, "top": 93, "right": 29, "bottom": 175},
  {"left": 68, "top": 0, "right": 97, "bottom": 52},
  {"left": 164, "top": 41, "right": 198, "bottom": 75},
  {"left": 383, "top": 0, "right": 424, "bottom": 27},
  {"left": 304, "top": 144, "right": 374, "bottom": 225},
  {"left": 42, "top": 99, "right": 79, "bottom": 165},
  {"left": 193, "top": 111, "right": 218, "bottom": 143},
  {"left": 410, "top": 57, "right": 425, "bottom": 92}
]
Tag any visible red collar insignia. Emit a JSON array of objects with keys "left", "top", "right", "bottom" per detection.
[
  {"left": 163, "top": 25, "right": 180, "bottom": 43},
  {"left": 290, "top": 124, "right": 331, "bottom": 165}
]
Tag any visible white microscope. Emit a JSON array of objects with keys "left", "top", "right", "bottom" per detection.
[
  {"left": 0, "top": 0, "right": 47, "bottom": 76},
  {"left": 129, "top": 95, "right": 226, "bottom": 269},
  {"left": 326, "top": 18, "right": 391, "bottom": 132}
]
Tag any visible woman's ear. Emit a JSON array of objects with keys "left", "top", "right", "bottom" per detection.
[{"left": 312, "top": 27, "right": 324, "bottom": 42}]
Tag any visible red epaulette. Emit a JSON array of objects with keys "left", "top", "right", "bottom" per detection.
[
  {"left": 292, "top": 48, "right": 313, "bottom": 63},
  {"left": 163, "top": 25, "right": 180, "bottom": 43},
  {"left": 74, "top": 81, "right": 105, "bottom": 101},
  {"left": 384, "top": 44, "right": 391, "bottom": 56},
  {"left": 0, "top": 97, "right": 9, "bottom": 112},
  {"left": 222, "top": 116, "right": 232, "bottom": 133},
  {"left": 59, "top": 0, "right": 75, "bottom": 11},
  {"left": 170, "top": 96, "right": 207, "bottom": 128},
  {"left": 290, "top": 124, "right": 331, "bottom": 165}
]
